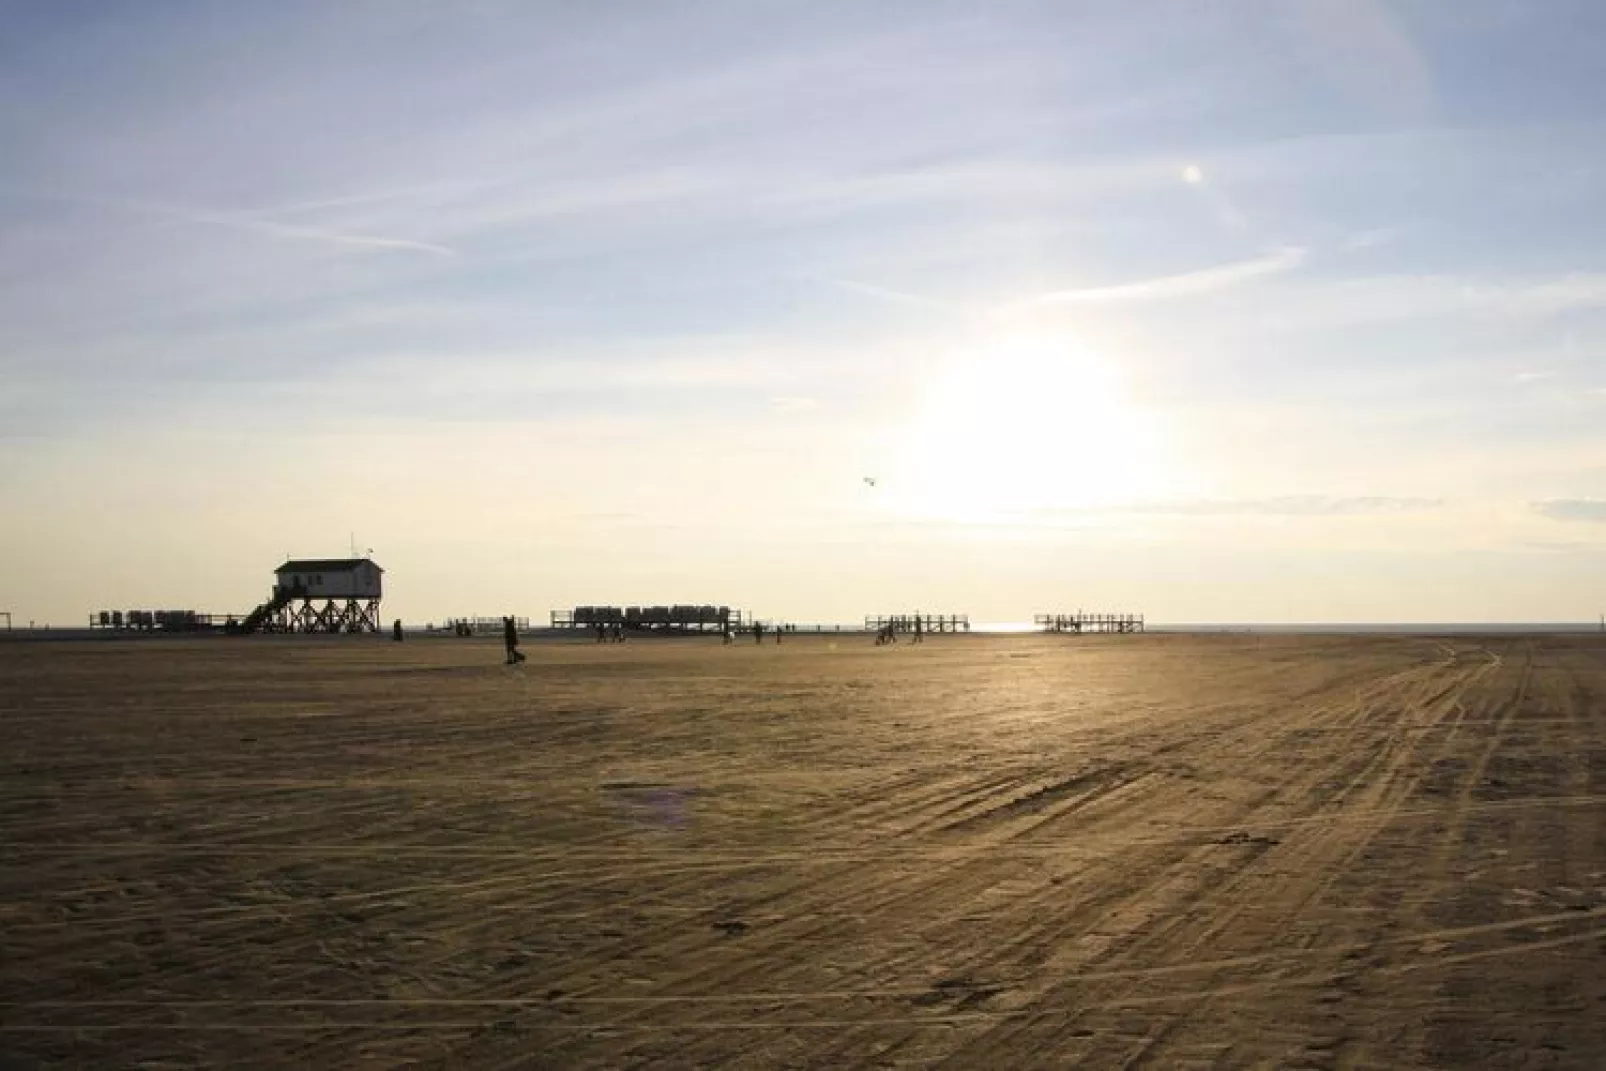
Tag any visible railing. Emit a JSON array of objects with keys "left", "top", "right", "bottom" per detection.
[
  {"left": 1035, "top": 612, "right": 1145, "bottom": 634},
  {"left": 863, "top": 614, "right": 970, "bottom": 633},
  {"left": 550, "top": 606, "right": 746, "bottom": 632},
  {"left": 445, "top": 617, "right": 531, "bottom": 635}
]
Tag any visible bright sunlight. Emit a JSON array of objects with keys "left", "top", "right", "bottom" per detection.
[{"left": 892, "top": 334, "right": 1171, "bottom": 524}]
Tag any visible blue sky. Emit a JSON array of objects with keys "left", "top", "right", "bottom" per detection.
[{"left": 3, "top": 0, "right": 1605, "bottom": 625}]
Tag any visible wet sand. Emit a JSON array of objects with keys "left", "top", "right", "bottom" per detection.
[{"left": 3, "top": 633, "right": 1604, "bottom": 1068}]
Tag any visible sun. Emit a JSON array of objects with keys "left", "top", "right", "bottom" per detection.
[{"left": 891, "top": 334, "right": 1167, "bottom": 523}]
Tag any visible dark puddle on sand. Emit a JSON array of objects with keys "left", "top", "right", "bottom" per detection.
[{"left": 599, "top": 781, "right": 700, "bottom": 832}]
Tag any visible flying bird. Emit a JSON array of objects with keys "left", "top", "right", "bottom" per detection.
[{"left": 863, "top": 477, "right": 878, "bottom": 488}]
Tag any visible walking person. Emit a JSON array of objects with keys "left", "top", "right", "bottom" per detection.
[
  {"left": 754, "top": 621, "right": 765, "bottom": 645},
  {"left": 913, "top": 614, "right": 923, "bottom": 644},
  {"left": 503, "top": 615, "right": 525, "bottom": 664},
  {"left": 392, "top": 618, "right": 404, "bottom": 643}
]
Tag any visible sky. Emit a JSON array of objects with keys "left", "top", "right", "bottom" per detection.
[{"left": 3, "top": 0, "right": 1606, "bottom": 626}]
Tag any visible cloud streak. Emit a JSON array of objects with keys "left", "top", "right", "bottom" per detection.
[
  {"left": 151, "top": 203, "right": 457, "bottom": 257},
  {"left": 806, "top": 276, "right": 967, "bottom": 315},
  {"left": 1532, "top": 499, "right": 1606, "bottom": 523},
  {"left": 1035, "top": 496, "right": 1444, "bottom": 520},
  {"left": 1003, "top": 247, "right": 1306, "bottom": 312},
  {"left": 13, "top": 189, "right": 456, "bottom": 257}
]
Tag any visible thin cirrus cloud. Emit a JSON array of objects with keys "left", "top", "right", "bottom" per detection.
[
  {"left": 1035, "top": 496, "right": 1445, "bottom": 520},
  {"left": 8, "top": 188, "right": 456, "bottom": 257},
  {"left": 121, "top": 197, "right": 457, "bottom": 258},
  {"left": 1002, "top": 247, "right": 1307, "bottom": 313},
  {"left": 1532, "top": 499, "right": 1606, "bottom": 523},
  {"left": 806, "top": 276, "right": 969, "bottom": 316}
]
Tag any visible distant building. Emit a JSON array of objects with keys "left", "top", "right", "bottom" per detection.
[
  {"left": 232, "top": 557, "right": 385, "bottom": 633},
  {"left": 274, "top": 558, "right": 384, "bottom": 601}
]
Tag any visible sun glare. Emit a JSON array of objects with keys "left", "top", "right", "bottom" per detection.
[{"left": 893, "top": 335, "right": 1168, "bottom": 523}]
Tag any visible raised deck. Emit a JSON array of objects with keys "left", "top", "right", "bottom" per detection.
[
  {"left": 551, "top": 605, "right": 749, "bottom": 634},
  {"left": 1036, "top": 612, "right": 1145, "bottom": 634},
  {"left": 864, "top": 614, "right": 970, "bottom": 634}
]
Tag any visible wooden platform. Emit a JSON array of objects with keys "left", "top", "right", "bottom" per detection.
[
  {"left": 1036, "top": 612, "right": 1145, "bottom": 634},
  {"left": 864, "top": 614, "right": 970, "bottom": 634},
  {"left": 550, "top": 605, "right": 748, "bottom": 634}
]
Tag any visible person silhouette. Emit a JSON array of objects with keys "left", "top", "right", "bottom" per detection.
[{"left": 503, "top": 616, "right": 525, "bottom": 664}]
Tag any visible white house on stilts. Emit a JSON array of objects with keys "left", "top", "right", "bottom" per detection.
[{"left": 240, "top": 558, "right": 384, "bottom": 633}]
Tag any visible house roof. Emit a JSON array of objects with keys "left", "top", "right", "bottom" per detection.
[{"left": 276, "top": 558, "right": 383, "bottom": 574}]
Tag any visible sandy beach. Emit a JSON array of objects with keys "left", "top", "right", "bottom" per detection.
[{"left": 3, "top": 632, "right": 1604, "bottom": 1067}]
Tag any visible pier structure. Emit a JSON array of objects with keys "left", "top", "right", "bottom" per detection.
[
  {"left": 863, "top": 613, "right": 970, "bottom": 635},
  {"left": 551, "top": 604, "right": 748, "bottom": 635},
  {"left": 1036, "top": 612, "right": 1145, "bottom": 634}
]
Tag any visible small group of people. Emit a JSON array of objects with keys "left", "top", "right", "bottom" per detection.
[
  {"left": 745, "top": 621, "right": 788, "bottom": 644},
  {"left": 594, "top": 622, "right": 626, "bottom": 643},
  {"left": 874, "top": 616, "right": 924, "bottom": 646},
  {"left": 719, "top": 622, "right": 787, "bottom": 644}
]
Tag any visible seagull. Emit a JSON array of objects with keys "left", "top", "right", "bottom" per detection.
[{"left": 863, "top": 477, "right": 878, "bottom": 488}]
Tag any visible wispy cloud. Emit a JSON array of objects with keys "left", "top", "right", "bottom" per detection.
[
  {"left": 145, "top": 202, "right": 456, "bottom": 257},
  {"left": 1184, "top": 271, "right": 1606, "bottom": 338},
  {"left": 1137, "top": 496, "right": 1444, "bottom": 517},
  {"left": 1037, "top": 496, "right": 1444, "bottom": 519},
  {"left": 15, "top": 189, "right": 456, "bottom": 257},
  {"left": 1514, "top": 370, "right": 1556, "bottom": 383},
  {"left": 1533, "top": 498, "right": 1606, "bottom": 523},
  {"left": 1003, "top": 247, "right": 1306, "bottom": 312},
  {"left": 806, "top": 276, "right": 966, "bottom": 315}
]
